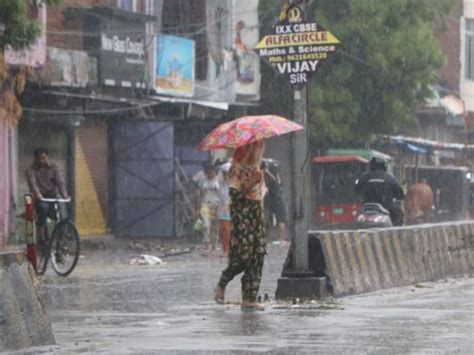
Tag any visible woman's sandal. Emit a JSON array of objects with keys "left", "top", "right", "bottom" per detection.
[
  {"left": 240, "top": 302, "right": 265, "bottom": 312},
  {"left": 214, "top": 287, "right": 225, "bottom": 305}
]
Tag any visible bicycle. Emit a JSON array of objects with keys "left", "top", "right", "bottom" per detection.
[{"left": 35, "top": 198, "right": 80, "bottom": 277}]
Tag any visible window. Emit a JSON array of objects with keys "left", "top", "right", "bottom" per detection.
[
  {"left": 466, "top": 19, "right": 474, "bottom": 80},
  {"left": 117, "top": 0, "right": 135, "bottom": 12},
  {"left": 138, "top": 0, "right": 147, "bottom": 14},
  {"left": 117, "top": 0, "right": 152, "bottom": 14},
  {"left": 162, "top": 0, "right": 208, "bottom": 81}
]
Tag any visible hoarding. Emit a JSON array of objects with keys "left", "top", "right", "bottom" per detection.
[
  {"left": 232, "top": 0, "right": 261, "bottom": 97},
  {"left": 154, "top": 34, "right": 195, "bottom": 97},
  {"left": 255, "top": 5, "right": 340, "bottom": 87}
]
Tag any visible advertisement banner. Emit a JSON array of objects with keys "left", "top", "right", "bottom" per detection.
[
  {"left": 233, "top": 0, "right": 261, "bottom": 98},
  {"left": 154, "top": 34, "right": 195, "bottom": 97},
  {"left": 255, "top": 4, "right": 340, "bottom": 88}
]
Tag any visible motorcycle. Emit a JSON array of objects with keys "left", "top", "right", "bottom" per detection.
[{"left": 356, "top": 203, "right": 393, "bottom": 229}]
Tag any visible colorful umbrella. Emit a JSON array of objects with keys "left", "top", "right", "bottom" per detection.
[{"left": 197, "top": 115, "right": 304, "bottom": 151}]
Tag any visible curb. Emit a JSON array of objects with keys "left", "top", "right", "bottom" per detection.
[{"left": 0, "top": 250, "right": 55, "bottom": 352}]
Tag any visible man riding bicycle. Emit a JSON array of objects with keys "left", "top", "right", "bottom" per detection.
[{"left": 26, "top": 148, "right": 69, "bottom": 242}]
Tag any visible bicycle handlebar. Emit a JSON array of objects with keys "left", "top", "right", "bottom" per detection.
[{"left": 39, "top": 198, "right": 71, "bottom": 203}]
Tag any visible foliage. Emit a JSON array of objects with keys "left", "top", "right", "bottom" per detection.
[
  {"left": 258, "top": 0, "right": 453, "bottom": 148},
  {"left": 0, "top": 0, "right": 63, "bottom": 126},
  {"left": 0, "top": 0, "right": 61, "bottom": 49}
]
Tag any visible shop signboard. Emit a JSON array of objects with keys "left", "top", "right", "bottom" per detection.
[
  {"left": 154, "top": 34, "right": 195, "bottom": 97},
  {"left": 255, "top": 5, "right": 340, "bottom": 87},
  {"left": 99, "top": 21, "right": 146, "bottom": 88}
]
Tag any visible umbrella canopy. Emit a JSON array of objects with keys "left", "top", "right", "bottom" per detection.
[{"left": 197, "top": 115, "right": 304, "bottom": 151}]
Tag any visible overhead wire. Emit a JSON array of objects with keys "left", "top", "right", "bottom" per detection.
[
  {"left": 21, "top": 101, "right": 162, "bottom": 115},
  {"left": 23, "top": 3, "right": 271, "bottom": 114},
  {"left": 23, "top": 1, "right": 462, "bottom": 114},
  {"left": 22, "top": 47, "right": 262, "bottom": 115},
  {"left": 22, "top": 33, "right": 263, "bottom": 115}
]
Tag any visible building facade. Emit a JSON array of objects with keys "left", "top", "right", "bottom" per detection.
[
  {"left": 407, "top": 0, "right": 473, "bottom": 165},
  {"left": 14, "top": 0, "right": 261, "bottom": 240}
]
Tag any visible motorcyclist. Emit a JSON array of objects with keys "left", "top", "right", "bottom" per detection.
[{"left": 355, "top": 157, "right": 405, "bottom": 226}]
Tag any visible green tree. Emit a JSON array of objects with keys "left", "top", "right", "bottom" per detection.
[
  {"left": 259, "top": 0, "right": 452, "bottom": 148},
  {"left": 0, "top": 0, "right": 62, "bottom": 49}
]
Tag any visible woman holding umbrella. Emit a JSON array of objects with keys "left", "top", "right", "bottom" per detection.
[
  {"left": 197, "top": 115, "right": 304, "bottom": 311},
  {"left": 215, "top": 141, "right": 267, "bottom": 310}
]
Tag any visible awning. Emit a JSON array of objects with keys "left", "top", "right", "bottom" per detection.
[
  {"left": 327, "top": 148, "right": 392, "bottom": 162},
  {"left": 381, "top": 135, "right": 474, "bottom": 152},
  {"left": 406, "top": 143, "right": 428, "bottom": 155},
  {"left": 314, "top": 155, "right": 369, "bottom": 164},
  {"left": 151, "top": 95, "right": 229, "bottom": 111},
  {"left": 21, "top": 89, "right": 161, "bottom": 122}
]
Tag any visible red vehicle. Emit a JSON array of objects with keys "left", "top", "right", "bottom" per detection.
[{"left": 312, "top": 155, "right": 369, "bottom": 228}]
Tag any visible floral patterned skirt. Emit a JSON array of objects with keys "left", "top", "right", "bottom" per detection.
[
  {"left": 229, "top": 188, "right": 266, "bottom": 259},
  {"left": 218, "top": 188, "right": 267, "bottom": 301}
]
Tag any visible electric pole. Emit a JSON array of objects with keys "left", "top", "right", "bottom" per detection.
[
  {"left": 290, "top": 0, "right": 310, "bottom": 273},
  {"left": 255, "top": 0, "right": 340, "bottom": 297},
  {"left": 291, "top": 86, "right": 310, "bottom": 271}
]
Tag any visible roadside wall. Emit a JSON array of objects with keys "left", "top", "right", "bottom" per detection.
[
  {"left": 0, "top": 251, "right": 55, "bottom": 351},
  {"left": 310, "top": 222, "right": 474, "bottom": 297},
  {"left": 0, "top": 121, "right": 16, "bottom": 248}
]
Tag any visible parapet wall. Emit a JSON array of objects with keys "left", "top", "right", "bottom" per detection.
[
  {"left": 0, "top": 250, "right": 55, "bottom": 351},
  {"left": 310, "top": 222, "right": 474, "bottom": 297}
]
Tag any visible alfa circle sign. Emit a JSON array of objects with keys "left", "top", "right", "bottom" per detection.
[{"left": 255, "top": 16, "right": 340, "bottom": 87}]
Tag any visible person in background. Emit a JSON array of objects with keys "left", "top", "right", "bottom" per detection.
[
  {"left": 215, "top": 141, "right": 267, "bottom": 311},
  {"left": 192, "top": 161, "right": 208, "bottom": 188},
  {"left": 355, "top": 157, "right": 405, "bottom": 226},
  {"left": 262, "top": 160, "right": 288, "bottom": 243},
  {"left": 197, "top": 162, "right": 220, "bottom": 254},
  {"left": 26, "top": 148, "right": 69, "bottom": 243},
  {"left": 218, "top": 162, "right": 232, "bottom": 255}
]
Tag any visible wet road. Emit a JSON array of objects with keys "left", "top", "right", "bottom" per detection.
[{"left": 27, "top": 244, "right": 474, "bottom": 354}]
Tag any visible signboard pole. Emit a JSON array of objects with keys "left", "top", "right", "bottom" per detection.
[
  {"left": 256, "top": 0, "right": 341, "bottom": 298},
  {"left": 291, "top": 87, "right": 309, "bottom": 271},
  {"left": 290, "top": 1, "right": 311, "bottom": 273}
]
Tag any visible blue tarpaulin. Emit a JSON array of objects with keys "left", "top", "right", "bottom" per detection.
[
  {"left": 404, "top": 142, "right": 428, "bottom": 154},
  {"left": 383, "top": 135, "right": 474, "bottom": 152}
]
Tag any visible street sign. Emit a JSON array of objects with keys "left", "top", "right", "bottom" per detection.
[{"left": 255, "top": 7, "right": 340, "bottom": 87}]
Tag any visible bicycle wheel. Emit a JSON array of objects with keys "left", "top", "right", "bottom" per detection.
[{"left": 50, "top": 220, "right": 80, "bottom": 277}]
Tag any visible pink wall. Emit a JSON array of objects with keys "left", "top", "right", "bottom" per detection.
[{"left": 0, "top": 120, "right": 13, "bottom": 249}]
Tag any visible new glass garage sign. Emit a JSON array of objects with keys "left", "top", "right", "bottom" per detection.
[{"left": 255, "top": 16, "right": 340, "bottom": 87}]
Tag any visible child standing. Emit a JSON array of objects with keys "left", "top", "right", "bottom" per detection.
[
  {"left": 197, "top": 163, "right": 220, "bottom": 253},
  {"left": 218, "top": 162, "right": 232, "bottom": 255}
]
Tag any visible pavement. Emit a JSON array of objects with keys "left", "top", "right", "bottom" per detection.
[{"left": 9, "top": 238, "right": 474, "bottom": 354}]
